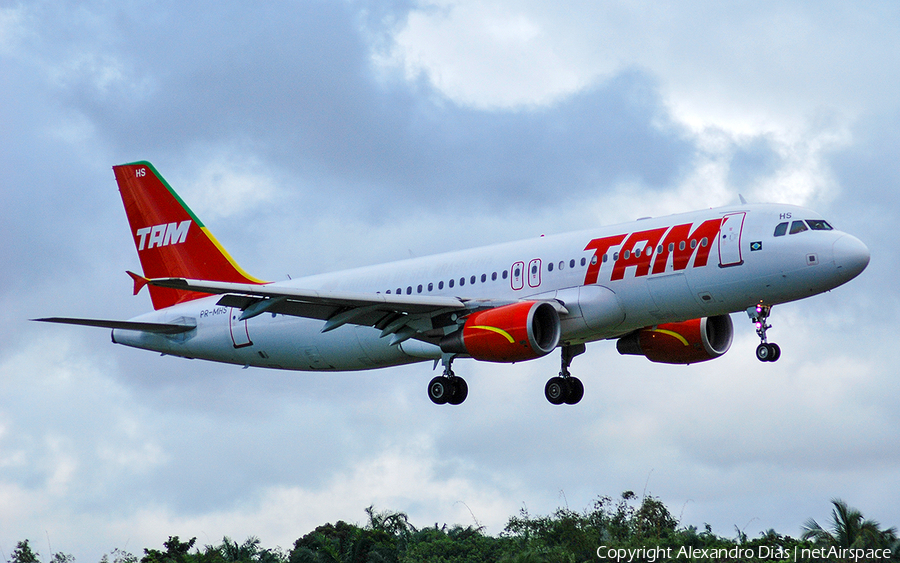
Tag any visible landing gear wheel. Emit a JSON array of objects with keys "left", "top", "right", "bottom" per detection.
[
  {"left": 755, "top": 343, "right": 781, "bottom": 362},
  {"left": 545, "top": 377, "right": 568, "bottom": 405},
  {"left": 447, "top": 377, "right": 468, "bottom": 405},
  {"left": 547, "top": 344, "right": 586, "bottom": 405},
  {"left": 564, "top": 377, "right": 584, "bottom": 405},
  {"left": 428, "top": 376, "right": 450, "bottom": 405}
]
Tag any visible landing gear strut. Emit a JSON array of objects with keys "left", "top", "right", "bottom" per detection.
[
  {"left": 747, "top": 303, "right": 781, "bottom": 362},
  {"left": 428, "top": 354, "right": 468, "bottom": 405},
  {"left": 545, "top": 344, "right": 586, "bottom": 405}
]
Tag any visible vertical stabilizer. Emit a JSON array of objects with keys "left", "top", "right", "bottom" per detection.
[{"left": 113, "top": 161, "right": 264, "bottom": 310}]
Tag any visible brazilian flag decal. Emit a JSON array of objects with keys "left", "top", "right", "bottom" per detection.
[{"left": 750, "top": 241, "right": 763, "bottom": 251}]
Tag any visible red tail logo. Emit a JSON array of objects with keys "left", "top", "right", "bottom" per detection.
[{"left": 114, "top": 161, "right": 264, "bottom": 310}]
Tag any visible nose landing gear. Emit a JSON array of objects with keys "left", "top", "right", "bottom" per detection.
[{"left": 748, "top": 303, "right": 781, "bottom": 362}]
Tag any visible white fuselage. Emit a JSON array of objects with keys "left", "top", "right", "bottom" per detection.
[{"left": 112, "top": 203, "right": 870, "bottom": 371}]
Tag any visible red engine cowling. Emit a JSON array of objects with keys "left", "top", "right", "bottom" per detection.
[
  {"left": 616, "top": 315, "right": 733, "bottom": 364},
  {"left": 440, "top": 301, "right": 561, "bottom": 362}
]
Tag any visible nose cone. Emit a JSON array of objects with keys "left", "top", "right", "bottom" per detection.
[{"left": 832, "top": 234, "right": 870, "bottom": 282}]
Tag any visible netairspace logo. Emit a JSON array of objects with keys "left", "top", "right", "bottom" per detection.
[{"left": 596, "top": 544, "right": 893, "bottom": 562}]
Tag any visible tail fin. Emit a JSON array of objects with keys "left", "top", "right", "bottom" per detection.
[{"left": 113, "top": 161, "right": 264, "bottom": 310}]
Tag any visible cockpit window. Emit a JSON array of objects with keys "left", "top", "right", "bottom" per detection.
[
  {"left": 774, "top": 222, "right": 788, "bottom": 237},
  {"left": 790, "top": 220, "right": 809, "bottom": 234},
  {"left": 806, "top": 219, "right": 833, "bottom": 231}
]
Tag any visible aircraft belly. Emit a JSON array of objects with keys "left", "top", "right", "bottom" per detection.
[
  {"left": 353, "top": 325, "right": 427, "bottom": 366},
  {"left": 114, "top": 310, "right": 417, "bottom": 372},
  {"left": 245, "top": 317, "right": 417, "bottom": 371}
]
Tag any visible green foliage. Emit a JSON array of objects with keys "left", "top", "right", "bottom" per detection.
[
  {"left": 400, "top": 524, "right": 506, "bottom": 563},
  {"left": 141, "top": 537, "right": 198, "bottom": 563},
  {"left": 99, "top": 549, "right": 137, "bottom": 563},
  {"left": 9, "top": 495, "right": 899, "bottom": 563},
  {"left": 9, "top": 541, "right": 40, "bottom": 563},
  {"left": 802, "top": 498, "right": 899, "bottom": 554}
]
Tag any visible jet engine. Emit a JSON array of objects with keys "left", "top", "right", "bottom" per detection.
[
  {"left": 616, "top": 315, "right": 733, "bottom": 364},
  {"left": 440, "top": 301, "right": 561, "bottom": 362}
]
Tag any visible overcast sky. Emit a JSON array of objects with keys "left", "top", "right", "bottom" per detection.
[{"left": 2, "top": 0, "right": 899, "bottom": 560}]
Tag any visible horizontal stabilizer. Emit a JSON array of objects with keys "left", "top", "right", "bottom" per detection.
[{"left": 32, "top": 317, "right": 196, "bottom": 334}]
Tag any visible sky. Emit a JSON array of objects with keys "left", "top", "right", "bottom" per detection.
[{"left": 2, "top": 0, "right": 899, "bottom": 560}]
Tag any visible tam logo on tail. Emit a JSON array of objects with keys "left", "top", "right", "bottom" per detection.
[
  {"left": 135, "top": 220, "right": 191, "bottom": 251},
  {"left": 114, "top": 160, "right": 265, "bottom": 310}
]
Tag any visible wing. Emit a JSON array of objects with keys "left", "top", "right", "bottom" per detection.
[{"left": 145, "top": 277, "right": 528, "bottom": 345}]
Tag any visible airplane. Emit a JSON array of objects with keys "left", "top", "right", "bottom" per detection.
[{"left": 36, "top": 161, "right": 870, "bottom": 405}]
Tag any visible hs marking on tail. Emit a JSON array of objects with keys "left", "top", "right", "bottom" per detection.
[{"left": 135, "top": 220, "right": 190, "bottom": 251}]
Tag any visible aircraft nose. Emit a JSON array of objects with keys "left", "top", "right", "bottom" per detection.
[{"left": 832, "top": 234, "right": 870, "bottom": 280}]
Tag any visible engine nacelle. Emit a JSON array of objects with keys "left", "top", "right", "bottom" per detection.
[
  {"left": 616, "top": 315, "right": 733, "bottom": 364},
  {"left": 440, "top": 301, "right": 561, "bottom": 362}
]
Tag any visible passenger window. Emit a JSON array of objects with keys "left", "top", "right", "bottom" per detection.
[
  {"left": 448, "top": 279, "right": 454, "bottom": 288},
  {"left": 502, "top": 270, "right": 508, "bottom": 279},
  {"left": 559, "top": 261, "right": 564, "bottom": 270},
  {"left": 470, "top": 275, "right": 476, "bottom": 284},
  {"left": 396, "top": 288, "right": 401, "bottom": 295},
  {"left": 806, "top": 219, "right": 833, "bottom": 231},
  {"left": 492, "top": 272, "right": 497, "bottom": 281},
  {"left": 417, "top": 284, "right": 422, "bottom": 293},
  {"left": 569, "top": 259, "right": 575, "bottom": 268},
  {"left": 428, "top": 283, "right": 433, "bottom": 291},
  {"left": 580, "top": 257, "right": 586, "bottom": 266},
  {"left": 406, "top": 286, "right": 412, "bottom": 295},
  {"left": 773, "top": 222, "right": 788, "bottom": 237},
  {"left": 438, "top": 281, "right": 444, "bottom": 290},
  {"left": 481, "top": 274, "right": 486, "bottom": 283},
  {"left": 548, "top": 262, "right": 554, "bottom": 272},
  {"left": 460, "top": 277, "right": 465, "bottom": 286},
  {"left": 386, "top": 290, "right": 391, "bottom": 294},
  {"left": 790, "top": 220, "right": 808, "bottom": 234}
]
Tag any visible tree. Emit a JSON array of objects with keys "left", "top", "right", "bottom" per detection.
[
  {"left": 8, "top": 541, "right": 39, "bottom": 563},
  {"left": 100, "top": 549, "right": 138, "bottom": 563},
  {"left": 802, "top": 498, "right": 898, "bottom": 551},
  {"left": 141, "top": 536, "right": 198, "bottom": 563}
]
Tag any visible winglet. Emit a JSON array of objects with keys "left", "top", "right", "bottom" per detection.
[{"left": 127, "top": 270, "right": 149, "bottom": 296}]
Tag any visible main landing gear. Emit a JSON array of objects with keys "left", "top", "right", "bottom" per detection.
[
  {"left": 748, "top": 303, "right": 781, "bottom": 362},
  {"left": 544, "top": 344, "right": 586, "bottom": 405},
  {"left": 427, "top": 346, "right": 590, "bottom": 405},
  {"left": 428, "top": 354, "right": 468, "bottom": 405}
]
